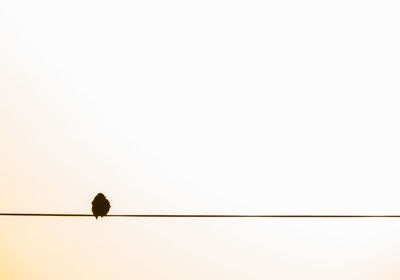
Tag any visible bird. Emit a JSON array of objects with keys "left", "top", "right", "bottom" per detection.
[{"left": 92, "top": 193, "right": 111, "bottom": 219}]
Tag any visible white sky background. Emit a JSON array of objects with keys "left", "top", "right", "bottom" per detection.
[{"left": 1, "top": 1, "right": 400, "bottom": 279}]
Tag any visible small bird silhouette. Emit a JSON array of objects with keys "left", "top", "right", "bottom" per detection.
[{"left": 92, "top": 193, "right": 111, "bottom": 219}]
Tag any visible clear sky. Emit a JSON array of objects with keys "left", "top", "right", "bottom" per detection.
[{"left": 1, "top": 0, "right": 400, "bottom": 279}]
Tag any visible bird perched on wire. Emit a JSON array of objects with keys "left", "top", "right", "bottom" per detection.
[{"left": 92, "top": 193, "right": 111, "bottom": 219}]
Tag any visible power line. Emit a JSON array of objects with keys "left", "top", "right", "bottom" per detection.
[{"left": 1, "top": 213, "right": 400, "bottom": 218}]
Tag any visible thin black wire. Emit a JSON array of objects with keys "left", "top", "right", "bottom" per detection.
[{"left": 1, "top": 213, "right": 400, "bottom": 218}]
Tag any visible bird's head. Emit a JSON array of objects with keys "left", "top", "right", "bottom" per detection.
[{"left": 95, "top": 193, "right": 106, "bottom": 199}]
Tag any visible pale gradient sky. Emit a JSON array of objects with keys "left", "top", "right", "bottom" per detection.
[{"left": 1, "top": 0, "right": 400, "bottom": 279}]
